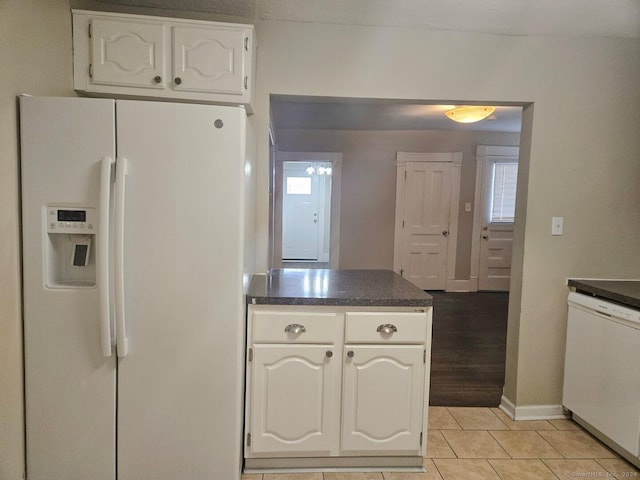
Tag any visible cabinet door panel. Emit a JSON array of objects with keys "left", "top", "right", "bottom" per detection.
[
  {"left": 342, "top": 345, "right": 425, "bottom": 453},
  {"left": 91, "top": 19, "right": 164, "bottom": 88},
  {"left": 250, "top": 345, "right": 340, "bottom": 455},
  {"left": 173, "top": 26, "right": 246, "bottom": 95}
]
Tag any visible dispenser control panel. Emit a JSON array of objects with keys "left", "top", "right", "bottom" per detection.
[{"left": 47, "top": 206, "right": 97, "bottom": 234}]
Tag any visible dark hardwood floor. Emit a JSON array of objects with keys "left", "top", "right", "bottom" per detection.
[{"left": 428, "top": 291, "right": 509, "bottom": 407}]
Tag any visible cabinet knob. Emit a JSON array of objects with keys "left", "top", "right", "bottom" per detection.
[
  {"left": 284, "top": 323, "right": 306, "bottom": 335},
  {"left": 376, "top": 324, "right": 398, "bottom": 335},
  {"left": 326, "top": 350, "right": 333, "bottom": 358},
  {"left": 153, "top": 75, "right": 162, "bottom": 84},
  {"left": 347, "top": 350, "right": 354, "bottom": 358},
  {"left": 174, "top": 77, "right": 182, "bottom": 85}
]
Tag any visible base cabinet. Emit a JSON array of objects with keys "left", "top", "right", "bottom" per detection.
[{"left": 244, "top": 305, "right": 432, "bottom": 470}]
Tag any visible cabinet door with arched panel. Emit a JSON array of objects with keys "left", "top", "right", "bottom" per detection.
[
  {"left": 341, "top": 345, "right": 425, "bottom": 453},
  {"left": 249, "top": 344, "right": 341, "bottom": 455}
]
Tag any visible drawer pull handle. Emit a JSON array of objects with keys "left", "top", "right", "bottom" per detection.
[
  {"left": 376, "top": 324, "right": 398, "bottom": 335},
  {"left": 284, "top": 323, "right": 306, "bottom": 335}
]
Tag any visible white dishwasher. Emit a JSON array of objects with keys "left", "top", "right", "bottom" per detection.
[{"left": 563, "top": 291, "right": 640, "bottom": 467}]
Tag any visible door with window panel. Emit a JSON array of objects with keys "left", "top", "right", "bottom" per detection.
[
  {"left": 478, "top": 157, "right": 518, "bottom": 291},
  {"left": 282, "top": 162, "right": 320, "bottom": 260}
]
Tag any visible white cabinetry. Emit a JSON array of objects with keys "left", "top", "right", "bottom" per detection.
[
  {"left": 72, "top": 10, "right": 255, "bottom": 111},
  {"left": 244, "top": 305, "right": 432, "bottom": 470},
  {"left": 342, "top": 346, "right": 425, "bottom": 453},
  {"left": 248, "top": 310, "right": 342, "bottom": 455},
  {"left": 342, "top": 311, "right": 427, "bottom": 454}
]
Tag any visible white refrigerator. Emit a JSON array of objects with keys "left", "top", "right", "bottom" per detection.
[{"left": 20, "top": 96, "right": 255, "bottom": 480}]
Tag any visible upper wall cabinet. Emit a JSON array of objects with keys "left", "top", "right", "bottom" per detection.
[{"left": 72, "top": 10, "right": 256, "bottom": 112}]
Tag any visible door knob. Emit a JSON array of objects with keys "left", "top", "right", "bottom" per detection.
[
  {"left": 482, "top": 234, "right": 489, "bottom": 240},
  {"left": 442, "top": 230, "right": 449, "bottom": 237}
]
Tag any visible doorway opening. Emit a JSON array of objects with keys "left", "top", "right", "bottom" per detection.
[
  {"left": 270, "top": 150, "right": 343, "bottom": 269},
  {"left": 282, "top": 160, "right": 331, "bottom": 266},
  {"left": 268, "top": 95, "right": 533, "bottom": 408}
]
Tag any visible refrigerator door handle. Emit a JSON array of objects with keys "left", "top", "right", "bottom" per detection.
[
  {"left": 98, "top": 156, "right": 114, "bottom": 357},
  {"left": 115, "top": 157, "right": 129, "bottom": 357}
]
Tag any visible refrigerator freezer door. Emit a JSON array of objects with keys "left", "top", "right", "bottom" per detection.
[
  {"left": 115, "top": 101, "right": 247, "bottom": 480},
  {"left": 20, "top": 96, "right": 117, "bottom": 480}
]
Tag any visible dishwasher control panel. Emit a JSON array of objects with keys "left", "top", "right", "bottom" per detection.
[{"left": 569, "top": 291, "right": 640, "bottom": 326}]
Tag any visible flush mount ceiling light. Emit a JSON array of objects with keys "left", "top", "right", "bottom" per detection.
[{"left": 445, "top": 105, "right": 496, "bottom": 123}]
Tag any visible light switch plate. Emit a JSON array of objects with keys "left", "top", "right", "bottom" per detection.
[
  {"left": 464, "top": 202, "right": 472, "bottom": 212},
  {"left": 552, "top": 217, "right": 564, "bottom": 235}
]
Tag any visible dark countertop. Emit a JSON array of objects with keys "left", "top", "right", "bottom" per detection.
[
  {"left": 247, "top": 269, "right": 433, "bottom": 307},
  {"left": 568, "top": 279, "right": 640, "bottom": 309}
]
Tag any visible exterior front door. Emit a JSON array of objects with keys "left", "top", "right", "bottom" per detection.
[{"left": 282, "top": 162, "right": 320, "bottom": 260}]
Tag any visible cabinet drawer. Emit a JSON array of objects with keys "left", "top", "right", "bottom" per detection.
[
  {"left": 252, "top": 310, "right": 343, "bottom": 343},
  {"left": 345, "top": 312, "right": 427, "bottom": 344}
]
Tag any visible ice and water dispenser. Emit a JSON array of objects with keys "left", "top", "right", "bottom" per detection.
[{"left": 45, "top": 206, "right": 97, "bottom": 288}]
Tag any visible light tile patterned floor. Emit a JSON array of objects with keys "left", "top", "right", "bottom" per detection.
[{"left": 241, "top": 407, "right": 640, "bottom": 480}]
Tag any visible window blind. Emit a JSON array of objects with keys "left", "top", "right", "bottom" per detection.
[{"left": 491, "top": 163, "right": 518, "bottom": 222}]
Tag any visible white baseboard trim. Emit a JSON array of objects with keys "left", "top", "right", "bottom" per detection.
[
  {"left": 500, "top": 395, "right": 569, "bottom": 421},
  {"left": 499, "top": 395, "right": 516, "bottom": 419},
  {"left": 446, "top": 278, "right": 478, "bottom": 292}
]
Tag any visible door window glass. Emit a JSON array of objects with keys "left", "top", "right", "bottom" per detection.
[
  {"left": 491, "top": 162, "right": 518, "bottom": 222},
  {"left": 286, "top": 176, "right": 312, "bottom": 195}
]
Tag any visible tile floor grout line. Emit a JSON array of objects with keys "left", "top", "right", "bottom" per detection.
[
  {"left": 443, "top": 406, "right": 463, "bottom": 430},
  {"left": 486, "top": 407, "right": 510, "bottom": 431},
  {"left": 437, "top": 428, "right": 459, "bottom": 459},
  {"left": 431, "top": 458, "right": 445, "bottom": 480}
]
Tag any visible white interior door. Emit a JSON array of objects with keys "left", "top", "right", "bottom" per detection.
[
  {"left": 478, "top": 157, "right": 518, "bottom": 291},
  {"left": 400, "top": 162, "right": 452, "bottom": 290},
  {"left": 282, "top": 162, "right": 320, "bottom": 260}
]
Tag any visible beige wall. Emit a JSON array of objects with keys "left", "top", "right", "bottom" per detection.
[
  {"left": 275, "top": 128, "right": 520, "bottom": 273},
  {"left": 252, "top": 21, "right": 640, "bottom": 410},
  {"left": 2, "top": 4, "right": 640, "bottom": 477},
  {"left": 0, "top": 1, "right": 75, "bottom": 477}
]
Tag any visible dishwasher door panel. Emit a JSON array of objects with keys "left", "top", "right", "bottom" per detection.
[{"left": 563, "top": 300, "right": 640, "bottom": 457}]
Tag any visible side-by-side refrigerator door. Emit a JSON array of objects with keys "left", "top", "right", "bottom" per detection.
[
  {"left": 20, "top": 96, "right": 117, "bottom": 480},
  {"left": 114, "top": 100, "right": 247, "bottom": 480}
]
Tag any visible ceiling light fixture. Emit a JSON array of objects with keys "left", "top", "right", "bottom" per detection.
[{"left": 445, "top": 105, "right": 496, "bottom": 123}]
